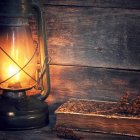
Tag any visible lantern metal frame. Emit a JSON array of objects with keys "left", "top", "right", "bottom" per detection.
[{"left": 0, "top": 0, "right": 50, "bottom": 130}]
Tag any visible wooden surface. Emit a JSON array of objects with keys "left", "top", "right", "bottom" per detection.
[
  {"left": 47, "top": 65, "right": 140, "bottom": 104},
  {"left": 46, "top": 6, "right": 140, "bottom": 70},
  {"left": 45, "top": 0, "right": 140, "bottom": 107},
  {"left": 55, "top": 99, "right": 140, "bottom": 137},
  {"left": 0, "top": 127, "right": 63, "bottom": 140},
  {"left": 44, "top": 2, "right": 140, "bottom": 136},
  {"left": 45, "top": 0, "right": 140, "bottom": 9},
  {"left": 0, "top": 126, "right": 140, "bottom": 140}
]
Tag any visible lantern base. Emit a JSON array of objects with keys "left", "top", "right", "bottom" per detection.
[{"left": 0, "top": 94, "right": 49, "bottom": 130}]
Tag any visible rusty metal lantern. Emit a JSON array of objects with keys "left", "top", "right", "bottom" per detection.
[{"left": 0, "top": 0, "right": 50, "bottom": 130}]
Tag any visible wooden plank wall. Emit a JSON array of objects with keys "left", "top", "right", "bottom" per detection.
[{"left": 43, "top": 0, "right": 140, "bottom": 109}]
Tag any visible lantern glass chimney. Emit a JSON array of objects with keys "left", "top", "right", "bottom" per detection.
[{"left": 0, "top": 25, "right": 38, "bottom": 90}]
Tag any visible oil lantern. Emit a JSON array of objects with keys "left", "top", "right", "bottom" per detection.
[{"left": 0, "top": 0, "right": 50, "bottom": 130}]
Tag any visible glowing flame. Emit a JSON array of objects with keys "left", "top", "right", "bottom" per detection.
[{"left": 7, "top": 65, "right": 20, "bottom": 81}]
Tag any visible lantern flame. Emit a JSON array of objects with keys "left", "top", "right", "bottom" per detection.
[{"left": 8, "top": 65, "right": 20, "bottom": 81}]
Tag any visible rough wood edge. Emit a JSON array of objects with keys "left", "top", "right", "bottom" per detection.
[
  {"left": 44, "top": 0, "right": 140, "bottom": 9},
  {"left": 55, "top": 126, "right": 140, "bottom": 138},
  {"left": 55, "top": 99, "right": 140, "bottom": 119}
]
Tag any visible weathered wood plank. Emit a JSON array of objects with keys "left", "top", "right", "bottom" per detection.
[
  {"left": 0, "top": 127, "right": 65, "bottom": 140},
  {"left": 55, "top": 99, "right": 140, "bottom": 137},
  {"left": 0, "top": 126, "right": 139, "bottom": 140},
  {"left": 72, "top": 131, "right": 140, "bottom": 140},
  {"left": 45, "top": 0, "right": 140, "bottom": 9},
  {"left": 46, "top": 7, "right": 140, "bottom": 70},
  {"left": 47, "top": 65, "right": 140, "bottom": 105}
]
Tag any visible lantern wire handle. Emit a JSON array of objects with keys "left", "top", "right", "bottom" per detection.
[
  {"left": 33, "top": 40, "right": 51, "bottom": 88},
  {"left": 0, "top": 45, "right": 38, "bottom": 85},
  {"left": 37, "top": 55, "right": 51, "bottom": 84}
]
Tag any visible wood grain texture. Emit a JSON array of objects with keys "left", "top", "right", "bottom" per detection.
[
  {"left": 56, "top": 113, "right": 140, "bottom": 137},
  {"left": 45, "top": 0, "right": 140, "bottom": 9},
  {"left": 55, "top": 99, "right": 140, "bottom": 137},
  {"left": 47, "top": 65, "right": 140, "bottom": 105},
  {"left": 46, "top": 6, "right": 140, "bottom": 70},
  {"left": 0, "top": 126, "right": 139, "bottom": 140},
  {"left": 0, "top": 127, "right": 64, "bottom": 140}
]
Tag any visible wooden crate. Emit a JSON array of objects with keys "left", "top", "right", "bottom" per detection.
[{"left": 55, "top": 99, "right": 140, "bottom": 137}]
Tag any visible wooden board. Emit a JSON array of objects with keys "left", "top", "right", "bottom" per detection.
[
  {"left": 46, "top": 6, "right": 140, "bottom": 70},
  {"left": 45, "top": 0, "right": 140, "bottom": 9},
  {"left": 0, "top": 126, "right": 139, "bottom": 140},
  {"left": 47, "top": 65, "right": 140, "bottom": 104},
  {"left": 55, "top": 99, "right": 140, "bottom": 137}
]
